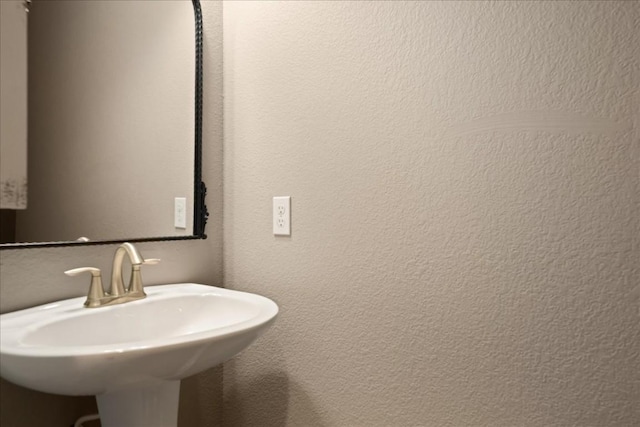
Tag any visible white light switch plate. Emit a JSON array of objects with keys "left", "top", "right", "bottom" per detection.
[{"left": 273, "top": 196, "right": 291, "bottom": 236}]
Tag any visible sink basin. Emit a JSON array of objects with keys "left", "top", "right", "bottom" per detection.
[{"left": 0, "top": 283, "right": 278, "bottom": 427}]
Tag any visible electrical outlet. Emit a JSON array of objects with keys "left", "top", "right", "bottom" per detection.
[
  {"left": 174, "top": 197, "right": 186, "bottom": 229},
  {"left": 273, "top": 196, "right": 291, "bottom": 236}
]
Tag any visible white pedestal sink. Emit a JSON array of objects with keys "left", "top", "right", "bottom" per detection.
[{"left": 0, "top": 283, "right": 278, "bottom": 427}]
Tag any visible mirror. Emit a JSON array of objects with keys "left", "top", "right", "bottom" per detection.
[{"left": 0, "top": 0, "right": 207, "bottom": 248}]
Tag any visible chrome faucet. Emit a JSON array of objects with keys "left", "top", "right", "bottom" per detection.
[{"left": 65, "top": 242, "right": 160, "bottom": 308}]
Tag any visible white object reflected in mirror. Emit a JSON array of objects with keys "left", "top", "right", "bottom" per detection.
[{"left": 0, "top": 0, "right": 28, "bottom": 210}]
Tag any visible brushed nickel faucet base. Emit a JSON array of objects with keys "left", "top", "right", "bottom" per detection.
[{"left": 65, "top": 242, "right": 160, "bottom": 308}]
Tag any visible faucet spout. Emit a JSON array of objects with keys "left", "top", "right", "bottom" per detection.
[{"left": 110, "top": 242, "right": 144, "bottom": 296}]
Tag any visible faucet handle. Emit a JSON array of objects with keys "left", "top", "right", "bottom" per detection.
[
  {"left": 127, "top": 258, "right": 160, "bottom": 297},
  {"left": 65, "top": 267, "right": 100, "bottom": 276},
  {"left": 64, "top": 267, "right": 106, "bottom": 308}
]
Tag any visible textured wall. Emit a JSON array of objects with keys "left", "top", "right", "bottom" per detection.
[
  {"left": 0, "top": 2, "right": 223, "bottom": 426},
  {"left": 222, "top": 1, "right": 639, "bottom": 426}
]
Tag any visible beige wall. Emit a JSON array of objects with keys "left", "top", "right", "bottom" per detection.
[
  {"left": 0, "top": 2, "right": 223, "bottom": 426},
  {"left": 222, "top": 1, "right": 639, "bottom": 426},
  {"left": 1, "top": 1, "right": 639, "bottom": 426}
]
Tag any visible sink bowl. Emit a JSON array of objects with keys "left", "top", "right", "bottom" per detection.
[{"left": 0, "top": 283, "right": 278, "bottom": 427}]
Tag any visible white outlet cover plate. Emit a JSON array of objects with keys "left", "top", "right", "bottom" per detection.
[
  {"left": 273, "top": 196, "right": 291, "bottom": 236},
  {"left": 175, "top": 197, "right": 187, "bottom": 229}
]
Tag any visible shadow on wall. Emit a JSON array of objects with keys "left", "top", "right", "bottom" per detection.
[
  {"left": 223, "top": 368, "right": 330, "bottom": 427},
  {"left": 0, "top": 378, "right": 97, "bottom": 426},
  {"left": 178, "top": 365, "right": 224, "bottom": 427}
]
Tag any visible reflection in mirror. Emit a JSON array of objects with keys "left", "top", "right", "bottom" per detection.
[
  {"left": 0, "top": 0, "right": 207, "bottom": 247},
  {"left": 0, "top": 1, "right": 28, "bottom": 212}
]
